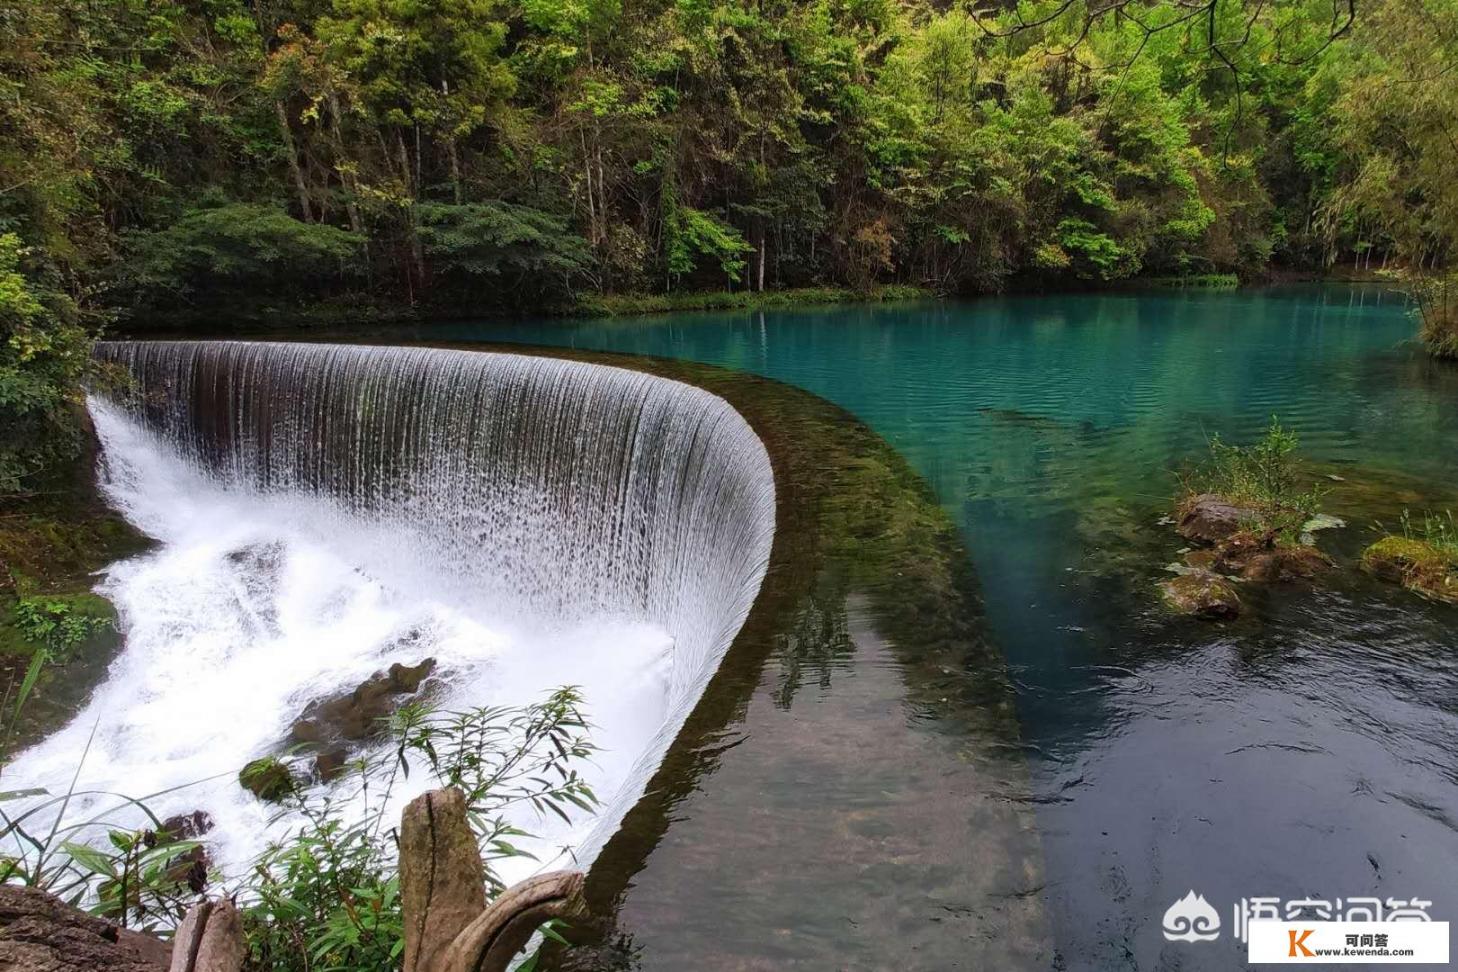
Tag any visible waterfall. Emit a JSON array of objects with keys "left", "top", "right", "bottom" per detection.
[{"left": 10, "top": 341, "right": 775, "bottom": 883}]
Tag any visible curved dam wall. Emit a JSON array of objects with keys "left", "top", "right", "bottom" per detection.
[{"left": 84, "top": 339, "right": 776, "bottom": 870}]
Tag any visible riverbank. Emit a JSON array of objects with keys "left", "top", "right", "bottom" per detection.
[
  {"left": 114, "top": 272, "right": 1413, "bottom": 337},
  {"left": 0, "top": 434, "right": 149, "bottom": 758}
]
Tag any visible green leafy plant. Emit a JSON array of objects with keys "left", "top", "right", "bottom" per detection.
[
  {"left": 11, "top": 597, "right": 112, "bottom": 658},
  {"left": 2, "top": 689, "right": 598, "bottom": 969},
  {"left": 1180, "top": 417, "right": 1326, "bottom": 544},
  {"left": 243, "top": 689, "right": 597, "bottom": 971}
]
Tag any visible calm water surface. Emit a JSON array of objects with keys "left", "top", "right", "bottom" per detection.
[{"left": 417, "top": 286, "right": 1458, "bottom": 968}]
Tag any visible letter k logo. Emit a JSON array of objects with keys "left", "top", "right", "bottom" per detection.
[{"left": 1289, "top": 928, "right": 1315, "bottom": 958}]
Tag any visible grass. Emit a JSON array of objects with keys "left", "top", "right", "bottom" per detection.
[
  {"left": 1178, "top": 417, "right": 1325, "bottom": 545},
  {"left": 572, "top": 284, "right": 935, "bottom": 318},
  {"left": 1360, "top": 510, "right": 1458, "bottom": 603}
]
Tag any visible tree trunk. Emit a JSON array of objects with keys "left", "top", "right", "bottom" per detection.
[
  {"left": 326, "top": 93, "right": 364, "bottom": 235},
  {"left": 400, "top": 788, "right": 585, "bottom": 972},
  {"left": 168, "top": 901, "right": 244, "bottom": 972},
  {"left": 756, "top": 224, "right": 766, "bottom": 292},
  {"left": 275, "top": 101, "right": 313, "bottom": 223}
]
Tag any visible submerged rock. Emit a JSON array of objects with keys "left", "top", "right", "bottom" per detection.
[
  {"left": 1160, "top": 571, "right": 1241, "bottom": 619},
  {"left": 1183, "top": 548, "right": 1219, "bottom": 571},
  {"left": 286, "top": 657, "right": 438, "bottom": 781},
  {"left": 1176, "top": 493, "right": 1255, "bottom": 543},
  {"left": 239, "top": 756, "right": 296, "bottom": 803},
  {"left": 1361, "top": 537, "right": 1458, "bottom": 604},
  {"left": 1299, "top": 513, "right": 1346, "bottom": 546},
  {"left": 1214, "top": 532, "right": 1333, "bottom": 582}
]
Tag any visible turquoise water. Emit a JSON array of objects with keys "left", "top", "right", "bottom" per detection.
[{"left": 413, "top": 286, "right": 1458, "bottom": 967}]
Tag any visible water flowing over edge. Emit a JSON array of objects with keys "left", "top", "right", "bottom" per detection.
[{"left": 11, "top": 340, "right": 775, "bottom": 886}]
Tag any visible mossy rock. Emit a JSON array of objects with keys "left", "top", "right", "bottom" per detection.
[
  {"left": 1360, "top": 537, "right": 1458, "bottom": 604},
  {"left": 239, "top": 756, "right": 297, "bottom": 803},
  {"left": 1160, "top": 571, "right": 1241, "bottom": 619}
]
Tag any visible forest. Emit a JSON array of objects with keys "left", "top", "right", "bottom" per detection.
[{"left": 2, "top": 0, "right": 1457, "bottom": 493}]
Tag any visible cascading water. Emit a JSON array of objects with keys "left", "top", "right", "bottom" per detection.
[{"left": 8, "top": 340, "right": 775, "bottom": 885}]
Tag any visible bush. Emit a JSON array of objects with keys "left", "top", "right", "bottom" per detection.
[
  {"left": 1412, "top": 276, "right": 1458, "bottom": 360},
  {"left": 1180, "top": 417, "right": 1324, "bottom": 544},
  {"left": 115, "top": 204, "right": 364, "bottom": 309},
  {"left": 416, "top": 201, "right": 590, "bottom": 302}
]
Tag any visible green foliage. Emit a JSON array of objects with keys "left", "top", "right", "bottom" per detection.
[
  {"left": 1183, "top": 417, "right": 1326, "bottom": 544},
  {"left": 575, "top": 284, "right": 932, "bottom": 316},
  {"left": 664, "top": 203, "right": 755, "bottom": 285},
  {"left": 1412, "top": 275, "right": 1458, "bottom": 360},
  {"left": 2, "top": 689, "right": 597, "bottom": 970},
  {"left": 116, "top": 205, "right": 363, "bottom": 308},
  {"left": 243, "top": 690, "right": 596, "bottom": 972},
  {"left": 10, "top": 596, "right": 111, "bottom": 658},
  {"left": 1398, "top": 509, "right": 1458, "bottom": 560},
  {"left": 416, "top": 202, "right": 590, "bottom": 298},
  {"left": 0, "top": 234, "right": 91, "bottom": 496}
]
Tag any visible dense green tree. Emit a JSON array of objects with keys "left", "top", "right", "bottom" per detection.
[{"left": 3, "top": 0, "right": 1457, "bottom": 488}]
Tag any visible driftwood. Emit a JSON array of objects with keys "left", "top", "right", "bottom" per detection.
[{"left": 400, "top": 788, "right": 585, "bottom": 972}]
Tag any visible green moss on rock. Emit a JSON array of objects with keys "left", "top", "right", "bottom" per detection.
[
  {"left": 1160, "top": 571, "right": 1241, "bottom": 619},
  {"left": 1360, "top": 536, "right": 1458, "bottom": 604},
  {"left": 239, "top": 756, "right": 297, "bottom": 803}
]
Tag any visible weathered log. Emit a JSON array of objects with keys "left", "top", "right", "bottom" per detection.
[
  {"left": 168, "top": 899, "right": 244, "bottom": 972},
  {"left": 400, "top": 787, "right": 585, "bottom": 972}
]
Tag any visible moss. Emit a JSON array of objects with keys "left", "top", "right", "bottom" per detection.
[
  {"left": 1360, "top": 536, "right": 1458, "bottom": 604},
  {"left": 239, "top": 756, "right": 298, "bottom": 803},
  {"left": 1159, "top": 571, "right": 1241, "bottom": 619}
]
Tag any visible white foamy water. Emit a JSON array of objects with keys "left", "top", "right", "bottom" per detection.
[{"left": 6, "top": 342, "right": 774, "bottom": 889}]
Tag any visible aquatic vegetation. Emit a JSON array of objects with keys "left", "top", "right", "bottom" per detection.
[
  {"left": 1139, "top": 274, "right": 1241, "bottom": 290},
  {"left": 1178, "top": 418, "right": 1326, "bottom": 546},
  {"left": 1361, "top": 510, "right": 1458, "bottom": 604}
]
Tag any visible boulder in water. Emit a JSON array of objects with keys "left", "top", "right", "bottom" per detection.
[
  {"left": 1160, "top": 571, "right": 1241, "bottom": 619},
  {"left": 239, "top": 756, "right": 296, "bottom": 803},
  {"left": 291, "top": 657, "right": 437, "bottom": 746},
  {"left": 312, "top": 745, "right": 351, "bottom": 782},
  {"left": 1215, "top": 532, "right": 1332, "bottom": 582},
  {"left": 1361, "top": 537, "right": 1458, "bottom": 603},
  {"left": 1176, "top": 493, "right": 1254, "bottom": 543},
  {"left": 153, "top": 811, "right": 213, "bottom": 894}
]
